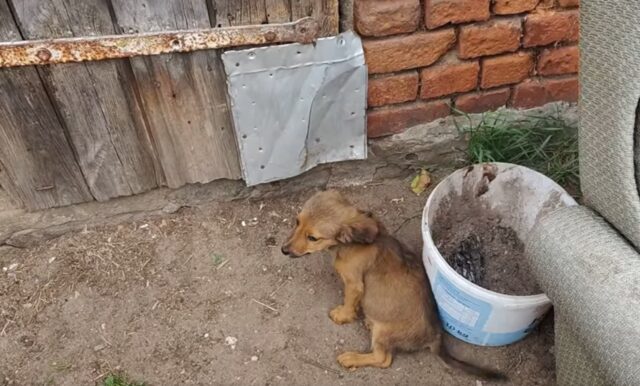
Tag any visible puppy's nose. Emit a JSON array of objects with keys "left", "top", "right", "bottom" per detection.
[{"left": 281, "top": 246, "right": 290, "bottom": 255}]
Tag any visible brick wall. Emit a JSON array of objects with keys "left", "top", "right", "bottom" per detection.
[{"left": 357, "top": 0, "right": 580, "bottom": 138}]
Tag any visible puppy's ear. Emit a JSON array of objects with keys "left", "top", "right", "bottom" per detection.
[{"left": 337, "top": 212, "right": 379, "bottom": 244}]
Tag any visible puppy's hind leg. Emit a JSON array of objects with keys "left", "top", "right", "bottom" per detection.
[{"left": 337, "top": 322, "right": 393, "bottom": 369}]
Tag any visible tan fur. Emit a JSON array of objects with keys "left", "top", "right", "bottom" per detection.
[{"left": 282, "top": 190, "right": 505, "bottom": 379}]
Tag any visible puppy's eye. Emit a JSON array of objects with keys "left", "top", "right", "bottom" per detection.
[
  {"left": 307, "top": 235, "right": 318, "bottom": 242},
  {"left": 295, "top": 219, "right": 300, "bottom": 226}
]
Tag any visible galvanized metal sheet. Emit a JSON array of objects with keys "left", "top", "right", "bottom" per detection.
[{"left": 222, "top": 32, "right": 367, "bottom": 186}]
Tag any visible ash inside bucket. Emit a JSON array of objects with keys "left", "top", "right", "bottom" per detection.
[{"left": 432, "top": 187, "right": 542, "bottom": 296}]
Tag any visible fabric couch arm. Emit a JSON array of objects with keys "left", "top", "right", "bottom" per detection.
[{"left": 526, "top": 206, "right": 640, "bottom": 385}]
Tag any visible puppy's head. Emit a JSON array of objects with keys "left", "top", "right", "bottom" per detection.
[{"left": 281, "top": 190, "right": 379, "bottom": 258}]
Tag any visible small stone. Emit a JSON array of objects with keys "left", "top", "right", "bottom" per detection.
[
  {"left": 225, "top": 336, "right": 238, "bottom": 350},
  {"left": 162, "top": 202, "right": 182, "bottom": 214},
  {"left": 93, "top": 344, "right": 105, "bottom": 352},
  {"left": 204, "top": 333, "right": 209, "bottom": 338},
  {"left": 251, "top": 356, "right": 258, "bottom": 362}
]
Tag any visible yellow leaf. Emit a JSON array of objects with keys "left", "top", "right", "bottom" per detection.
[{"left": 410, "top": 169, "right": 432, "bottom": 195}]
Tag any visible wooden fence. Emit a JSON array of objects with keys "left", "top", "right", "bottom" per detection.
[{"left": 0, "top": 0, "right": 338, "bottom": 211}]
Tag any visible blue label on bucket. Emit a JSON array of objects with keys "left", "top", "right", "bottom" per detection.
[
  {"left": 433, "top": 272, "right": 542, "bottom": 346},
  {"left": 478, "top": 325, "right": 538, "bottom": 346},
  {"left": 434, "top": 272, "right": 492, "bottom": 344}
]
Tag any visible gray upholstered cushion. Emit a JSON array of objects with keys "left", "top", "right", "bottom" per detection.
[
  {"left": 526, "top": 206, "right": 640, "bottom": 385},
  {"left": 636, "top": 109, "right": 640, "bottom": 202},
  {"left": 555, "top": 313, "right": 607, "bottom": 386},
  {"left": 580, "top": 0, "right": 640, "bottom": 250}
]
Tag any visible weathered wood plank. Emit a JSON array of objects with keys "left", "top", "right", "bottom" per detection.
[
  {"left": 213, "top": 0, "right": 268, "bottom": 27},
  {"left": 212, "top": 0, "right": 336, "bottom": 33},
  {"left": 291, "top": 0, "right": 339, "bottom": 36},
  {"left": 110, "top": 0, "right": 241, "bottom": 188},
  {"left": 10, "top": 0, "right": 162, "bottom": 201},
  {"left": 265, "top": 0, "right": 293, "bottom": 23},
  {"left": 0, "top": 0, "right": 93, "bottom": 210}
]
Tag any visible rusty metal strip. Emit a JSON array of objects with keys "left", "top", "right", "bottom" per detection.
[{"left": 0, "top": 17, "right": 319, "bottom": 68}]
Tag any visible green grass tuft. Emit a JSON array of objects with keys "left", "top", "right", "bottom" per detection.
[
  {"left": 102, "top": 374, "right": 146, "bottom": 386},
  {"left": 455, "top": 110, "right": 580, "bottom": 195}
]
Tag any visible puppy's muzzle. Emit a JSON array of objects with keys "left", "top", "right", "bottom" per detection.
[{"left": 281, "top": 245, "right": 303, "bottom": 258}]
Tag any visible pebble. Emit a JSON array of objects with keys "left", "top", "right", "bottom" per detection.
[
  {"left": 162, "top": 202, "right": 181, "bottom": 214},
  {"left": 225, "top": 336, "right": 238, "bottom": 350},
  {"left": 250, "top": 356, "right": 258, "bottom": 362}
]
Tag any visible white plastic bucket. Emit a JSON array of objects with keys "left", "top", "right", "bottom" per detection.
[{"left": 422, "top": 163, "right": 577, "bottom": 346}]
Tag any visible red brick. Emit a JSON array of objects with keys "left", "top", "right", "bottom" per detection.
[
  {"left": 545, "top": 77, "right": 579, "bottom": 102},
  {"left": 493, "top": 0, "right": 540, "bottom": 15},
  {"left": 368, "top": 72, "right": 419, "bottom": 107},
  {"left": 364, "top": 30, "right": 456, "bottom": 74},
  {"left": 458, "top": 19, "right": 521, "bottom": 59},
  {"left": 481, "top": 52, "right": 534, "bottom": 88},
  {"left": 537, "top": 46, "right": 579, "bottom": 75},
  {"left": 455, "top": 88, "right": 511, "bottom": 113},
  {"left": 523, "top": 10, "right": 579, "bottom": 47},
  {"left": 558, "top": 0, "right": 579, "bottom": 7},
  {"left": 511, "top": 80, "right": 547, "bottom": 109},
  {"left": 367, "top": 100, "right": 451, "bottom": 138},
  {"left": 355, "top": 0, "right": 420, "bottom": 37},
  {"left": 424, "top": 0, "right": 490, "bottom": 29},
  {"left": 537, "top": 0, "right": 555, "bottom": 9},
  {"left": 420, "top": 60, "right": 479, "bottom": 99},
  {"left": 511, "top": 77, "right": 579, "bottom": 108}
]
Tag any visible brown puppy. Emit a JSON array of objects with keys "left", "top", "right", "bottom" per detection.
[{"left": 282, "top": 190, "right": 504, "bottom": 379}]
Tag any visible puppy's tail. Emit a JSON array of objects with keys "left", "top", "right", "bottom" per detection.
[{"left": 435, "top": 342, "right": 507, "bottom": 381}]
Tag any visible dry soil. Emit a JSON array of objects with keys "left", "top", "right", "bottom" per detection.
[{"left": 0, "top": 178, "right": 555, "bottom": 385}]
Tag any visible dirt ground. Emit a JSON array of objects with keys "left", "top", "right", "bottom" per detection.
[{"left": 0, "top": 177, "right": 555, "bottom": 386}]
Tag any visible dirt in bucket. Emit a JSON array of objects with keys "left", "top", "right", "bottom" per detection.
[{"left": 432, "top": 177, "right": 542, "bottom": 296}]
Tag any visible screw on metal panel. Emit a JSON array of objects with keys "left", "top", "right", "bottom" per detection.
[{"left": 36, "top": 49, "right": 51, "bottom": 62}]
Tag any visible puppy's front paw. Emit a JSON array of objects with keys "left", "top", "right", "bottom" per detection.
[
  {"left": 329, "top": 305, "right": 357, "bottom": 325},
  {"left": 337, "top": 351, "right": 360, "bottom": 369}
]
